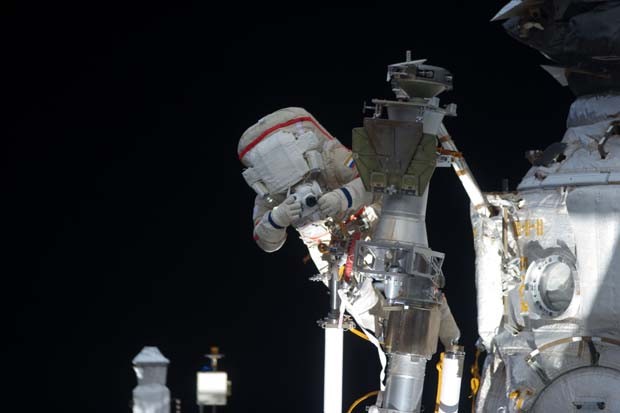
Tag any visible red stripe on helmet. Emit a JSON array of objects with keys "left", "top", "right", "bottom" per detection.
[{"left": 238, "top": 116, "right": 333, "bottom": 161}]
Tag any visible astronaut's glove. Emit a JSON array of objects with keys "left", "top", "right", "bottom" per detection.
[
  {"left": 318, "top": 189, "right": 347, "bottom": 218},
  {"left": 269, "top": 195, "right": 302, "bottom": 228}
]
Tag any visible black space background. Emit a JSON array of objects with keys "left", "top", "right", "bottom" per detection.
[{"left": 3, "top": 2, "right": 574, "bottom": 413}]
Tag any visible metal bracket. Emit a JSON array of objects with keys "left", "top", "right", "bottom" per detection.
[
  {"left": 436, "top": 154, "right": 454, "bottom": 168},
  {"left": 316, "top": 315, "right": 356, "bottom": 331}
]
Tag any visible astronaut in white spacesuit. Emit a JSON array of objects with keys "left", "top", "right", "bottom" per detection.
[
  {"left": 238, "top": 107, "right": 460, "bottom": 345},
  {"left": 238, "top": 107, "right": 375, "bottom": 275}
]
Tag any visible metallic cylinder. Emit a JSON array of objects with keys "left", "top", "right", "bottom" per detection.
[
  {"left": 385, "top": 306, "right": 441, "bottom": 358},
  {"left": 386, "top": 103, "right": 425, "bottom": 122},
  {"left": 383, "top": 354, "right": 427, "bottom": 412},
  {"left": 304, "top": 150, "right": 324, "bottom": 174},
  {"left": 373, "top": 190, "right": 429, "bottom": 246},
  {"left": 323, "top": 326, "right": 343, "bottom": 413},
  {"left": 386, "top": 104, "right": 444, "bottom": 135},
  {"left": 438, "top": 346, "right": 465, "bottom": 413}
]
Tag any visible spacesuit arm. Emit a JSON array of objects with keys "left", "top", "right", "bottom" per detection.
[
  {"left": 323, "top": 140, "right": 375, "bottom": 213},
  {"left": 341, "top": 176, "right": 374, "bottom": 212},
  {"left": 252, "top": 195, "right": 287, "bottom": 253}
]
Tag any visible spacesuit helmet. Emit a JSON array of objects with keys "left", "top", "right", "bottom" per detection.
[{"left": 237, "top": 107, "right": 334, "bottom": 200}]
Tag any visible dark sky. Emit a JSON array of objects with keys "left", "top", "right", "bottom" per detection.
[{"left": 4, "top": 2, "right": 575, "bottom": 413}]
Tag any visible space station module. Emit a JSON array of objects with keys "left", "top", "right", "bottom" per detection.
[{"left": 473, "top": 1, "right": 620, "bottom": 410}]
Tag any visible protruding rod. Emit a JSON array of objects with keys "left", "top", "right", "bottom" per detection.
[
  {"left": 383, "top": 354, "right": 427, "bottom": 412},
  {"left": 324, "top": 326, "right": 344, "bottom": 413},
  {"left": 439, "top": 123, "right": 492, "bottom": 217},
  {"left": 328, "top": 265, "right": 340, "bottom": 320},
  {"left": 436, "top": 346, "right": 465, "bottom": 413}
]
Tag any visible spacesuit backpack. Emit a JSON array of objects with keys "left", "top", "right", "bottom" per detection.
[{"left": 237, "top": 107, "right": 335, "bottom": 222}]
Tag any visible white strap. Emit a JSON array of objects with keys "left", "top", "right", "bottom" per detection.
[{"left": 338, "top": 289, "right": 387, "bottom": 391}]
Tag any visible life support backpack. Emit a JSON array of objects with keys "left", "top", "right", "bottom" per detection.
[{"left": 238, "top": 107, "right": 334, "bottom": 198}]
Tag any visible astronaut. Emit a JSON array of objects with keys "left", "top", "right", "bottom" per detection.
[
  {"left": 238, "top": 108, "right": 461, "bottom": 342},
  {"left": 237, "top": 107, "right": 375, "bottom": 275}
]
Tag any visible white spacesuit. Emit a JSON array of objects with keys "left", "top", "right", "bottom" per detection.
[
  {"left": 238, "top": 107, "right": 461, "bottom": 345},
  {"left": 238, "top": 107, "right": 375, "bottom": 274}
]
